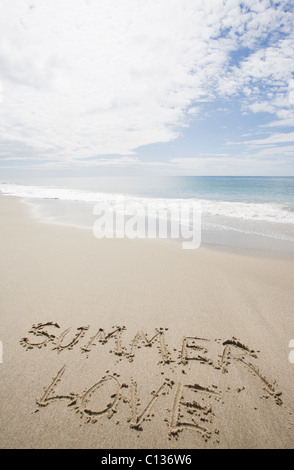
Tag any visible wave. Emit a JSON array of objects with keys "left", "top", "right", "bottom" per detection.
[{"left": 1, "top": 182, "right": 294, "bottom": 225}]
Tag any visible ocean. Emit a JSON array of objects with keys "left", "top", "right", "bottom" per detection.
[{"left": 1, "top": 176, "right": 294, "bottom": 254}]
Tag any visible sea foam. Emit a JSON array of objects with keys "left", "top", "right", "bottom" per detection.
[{"left": 1, "top": 182, "right": 294, "bottom": 225}]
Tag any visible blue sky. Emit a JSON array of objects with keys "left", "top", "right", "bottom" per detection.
[{"left": 0, "top": 0, "right": 294, "bottom": 177}]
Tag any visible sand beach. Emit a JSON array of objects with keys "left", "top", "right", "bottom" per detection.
[{"left": 0, "top": 195, "right": 294, "bottom": 449}]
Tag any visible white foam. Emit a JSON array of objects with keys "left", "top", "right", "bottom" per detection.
[
  {"left": 1, "top": 182, "right": 294, "bottom": 225},
  {"left": 199, "top": 199, "right": 294, "bottom": 224}
]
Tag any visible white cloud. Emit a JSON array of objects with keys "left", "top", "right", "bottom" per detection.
[
  {"left": 0, "top": 0, "right": 293, "bottom": 166},
  {"left": 230, "top": 131, "right": 294, "bottom": 147},
  {"left": 168, "top": 153, "right": 294, "bottom": 175},
  {"left": 224, "top": 129, "right": 294, "bottom": 173}
]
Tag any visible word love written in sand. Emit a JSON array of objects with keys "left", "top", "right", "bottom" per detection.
[{"left": 20, "top": 322, "right": 285, "bottom": 442}]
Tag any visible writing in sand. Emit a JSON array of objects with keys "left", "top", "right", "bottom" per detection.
[{"left": 19, "top": 322, "right": 290, "bottom": 443}]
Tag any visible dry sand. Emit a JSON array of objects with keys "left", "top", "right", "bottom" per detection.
[{"left": 0, "top": 195, "right": 294, "bottom": 449}]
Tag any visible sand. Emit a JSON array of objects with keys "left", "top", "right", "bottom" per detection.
[{"left": 0, "top": 195, "right": 294, "bottom": 449}]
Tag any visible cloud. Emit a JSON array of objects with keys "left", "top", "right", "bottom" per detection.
[
  {"left": 228, "top": 131, "right": 294, "bottom": 147},
  {"left": 0, "top": 0, "right": 293, "bottom": 168},
  {"left": 168, "top": 154, "right": 294, "bottom": 175},
  {"left": 245, "top": 132, "right": 294, "bottom": 146}
]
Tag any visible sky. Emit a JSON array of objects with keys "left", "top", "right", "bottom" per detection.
[{"left": 0, "top": 0, "right": 294, "bottom": 177}]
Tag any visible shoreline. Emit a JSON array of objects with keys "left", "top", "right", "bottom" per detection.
[
  {"left": 1, "top": 195, "right": 294, "bottom": 448},
  {"left": 4, "top": 193, "right": 294, "bottom": 261}
]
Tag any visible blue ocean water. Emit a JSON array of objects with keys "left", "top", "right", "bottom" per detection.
[{"left": 1, "top": 176, "right": 294, "bottom": 253}]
